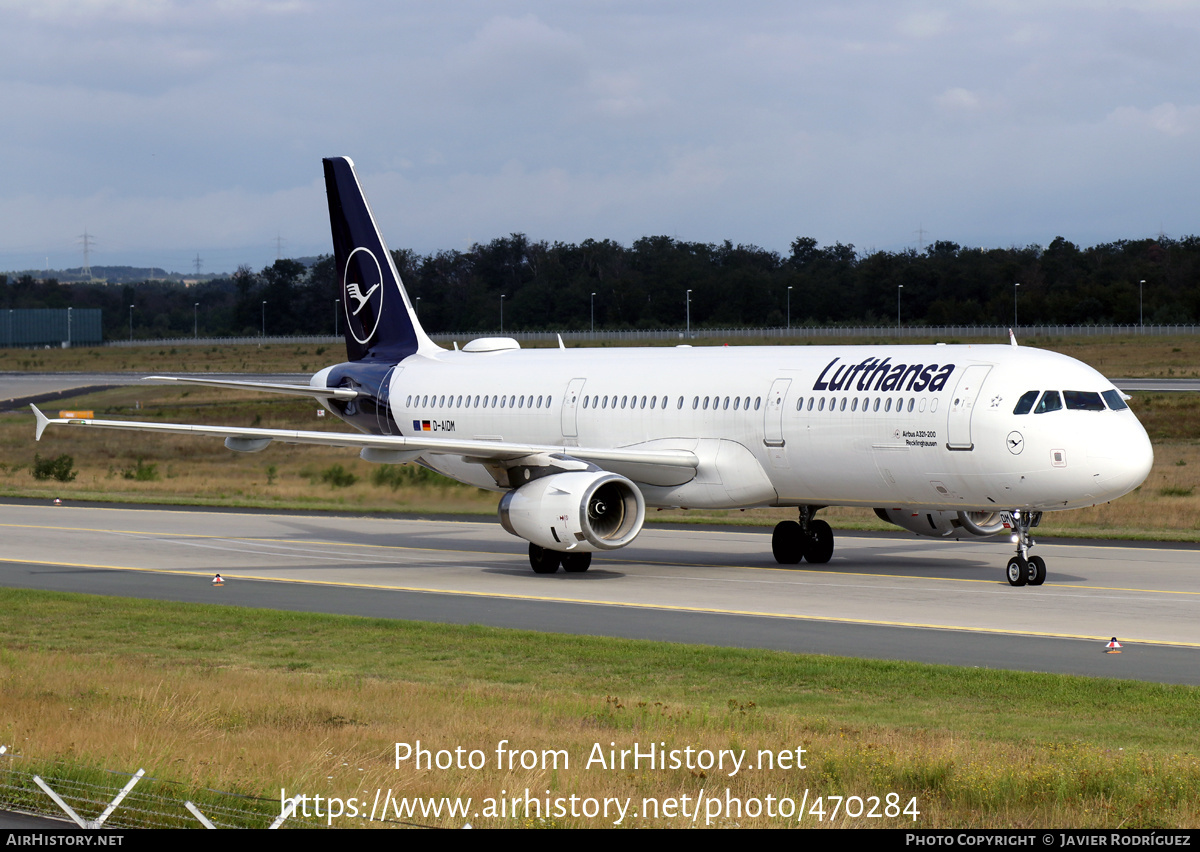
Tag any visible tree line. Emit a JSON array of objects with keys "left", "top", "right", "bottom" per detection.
[{"left": 1, "top": 233, "right": 1196, "bottom": 340}]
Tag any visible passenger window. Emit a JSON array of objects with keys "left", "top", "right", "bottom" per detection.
[
  {"left": 807, "top": 398, "right": 814, "bottom": 411},
  {"left": 909, "top": 399, "right": 916, "bottom": 412},
  {"left": 755, "top": 397, "right": 762, "bottom": 410},
  {"left": 851, "top": 398, "right": 858, "bottom": 412},
  {"left": 1102, "top": 389, "right": 1129, "bottom": 411},
  {"left": 818, "top": 398, "right": 825, "bottom": 411},
  {"left": 839, "top": 398, "right": 847, "bottom": 411},
  {"left": 1013, "top": 390, "right": 1039, "bottom": 415},
  {"left": 650, "top": 396, "right": 656, "bottom": 410},
  {"left": 723, "top": 397, "right": 730, "bottom": 410},
  {"left": 677, "top": 396, "right": 684, "bottom": 409},
  {"left": 873, "top": 398, "right": 880, "bottom": 412},
  {"left": 885, "top": 398, "right": 892, "bottom": 412},
  {"left": 1064, "top": 390, "right": 1105, "bottom": 411},
  {"left": 1034, "top": 391, "right": 1063, "bottom": 414}
]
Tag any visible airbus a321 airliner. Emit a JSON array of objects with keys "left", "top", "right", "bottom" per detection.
[{"left": 33, "top": 157, "right": 1154, "bottom": 586}]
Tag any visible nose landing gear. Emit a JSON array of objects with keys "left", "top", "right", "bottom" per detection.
[{"left": 1005, "top": 510, "right": 1046, "bottom": 586}]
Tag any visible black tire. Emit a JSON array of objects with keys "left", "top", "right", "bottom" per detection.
[
  {"left": 561, "top": 552, "right": 592, "bottom": 573},
  {"left": 529, "top": 543, "right": 560, "bottom": 574},
  {"left": 805, "top": 520, "right": 834, "bottom": 564},
  {"left": 1027, "top": 555, "right": 1047, "bottom": 586},
  {"left": 772, "top": 521, "right": 803, "bottom": 564},
  {"left": 1006, "top": 557, "right": 1028, "bottom": 587}
]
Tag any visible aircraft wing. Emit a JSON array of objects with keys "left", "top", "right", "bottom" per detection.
[
  {"left": 144, "top": 376, "right": 359, "bottom": 401},
  {"left": 30, "top": 405, "right": 698, "bottom": 473}
]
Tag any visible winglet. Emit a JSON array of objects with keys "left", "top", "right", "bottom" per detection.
[
  {"left": 1008, "top": 328, "right": 1018, "bottom": 347},
  {"left": 557, "top": 334, "right": 565, "bottom": 350},
  {"left": 31, "top": 404, "right": 50, "bottom": 441}
]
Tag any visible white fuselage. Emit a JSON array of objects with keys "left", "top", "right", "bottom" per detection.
[{"left": 377, "top": 342, "right": 1153, "bottom": 515}]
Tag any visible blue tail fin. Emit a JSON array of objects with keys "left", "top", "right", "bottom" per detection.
[{"left": 323, "top": 157, "right": 438, "bottom": 362}]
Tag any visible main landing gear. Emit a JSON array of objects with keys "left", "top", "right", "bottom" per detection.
[
  {"left": 528, "top": 543, "right": 592, "bottom": 574},
  {"left": 1004, "top": 509, "right": 1046, "bottom": 587},
  {"left": 771, "top": 506, "right": 834, "bottom": 565}
]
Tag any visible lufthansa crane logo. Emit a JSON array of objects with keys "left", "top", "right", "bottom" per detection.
[{"left": 344, "top": 247, "right": 384, "bottom": 345}]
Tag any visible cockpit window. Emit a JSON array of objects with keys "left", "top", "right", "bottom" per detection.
[
  {"left": 1064, "top": 390, "right": 1105, "bottom": 411},
  {"left": 1102, "top": 389, "right": 1129, "bottom": 411},
  {"left": 1013, "top": 390, "right": 1039, "bottom": 415},
  {"left": 1034, "top": 391, "right": 1062, "bottom": 414}
]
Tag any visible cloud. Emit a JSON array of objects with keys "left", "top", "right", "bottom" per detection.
[{"left": 1107, "top": 102, "right": 1200, "bottom": 136}]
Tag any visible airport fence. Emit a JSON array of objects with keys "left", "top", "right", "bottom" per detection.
[
  {"left": 0, "top": 751, "right": 336, "bottom": 829},
  {"left": 102, "top": 323, "right": 1200, "bottom": 349}
]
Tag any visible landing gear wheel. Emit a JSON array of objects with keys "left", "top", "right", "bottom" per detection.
[
  {"left": 561, "top": 552, "right": 592, "bottom": 573},
  {"left": 529, "top": 543, "right": 561, "bottom": 574},
  {"left": 1027, "top": 555, "right": 1046, "bottom": 586},
  {"left": 805, "top": 520, "right": 834, "bottom": 564},
  {"left": 772, "top": 521, "right": 803, "bottom": 564},
  {"left": 1006, "top": 557, "right": 1028, "bottom": 587}
]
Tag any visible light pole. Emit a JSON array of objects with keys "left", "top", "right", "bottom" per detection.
[
  {"left": 500, "top": 294, "right": 505, "bottom": 334},
  {"left": 193, "top": 302, "right": 199, "bottom": 339},
  {"left": 1013, "top": 283, "right": 1020, "bottom": 329},
  {"left": 261, "top": 301, "right": 267, "bottom": 339},
  {"left": 787, "top": 286, "right": 793, "bottom": 331},
  {"left": 897, "top": 284, "right": 903, "bottom": 331},
  {"left": 66, "top": 307, "right": 72, "bottom": 347},
  {"left": 686, "top": 289, "right": 692, "bottom": 337},
  {"left": 1139, "top": 279, "right": 1145, "bottom": 327},
  {"left": 128, "top": 305, "right": 134, "bottom": 342},
  {"left": 590, "top": 292, "right": 595, "bottom": 335}
]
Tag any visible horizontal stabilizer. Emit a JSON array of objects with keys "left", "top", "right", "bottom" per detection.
[{"left": 144, "top": 376, "right": 358, "bottom": 400}]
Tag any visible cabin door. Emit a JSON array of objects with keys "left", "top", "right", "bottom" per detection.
[
  {"left": 561, "top": 378, "right": 587, "bottom": 438},
  {"left": 946, "top": 365, "right": 991, "bottom": 450}
]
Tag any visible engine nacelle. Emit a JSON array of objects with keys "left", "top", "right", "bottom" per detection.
[
  {"left": 874, "top": 508, "right": 1007, "bottom": 539},
  {"left": 498, "top": 471, "right": 645, "bottom": 553}
]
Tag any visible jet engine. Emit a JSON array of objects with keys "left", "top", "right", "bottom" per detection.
[
  {"left": 874, "top": 508, "right": 1007, "bottom": 539},
  {"left": 499, "top": 471, "right": 645, "bottom": 553}
]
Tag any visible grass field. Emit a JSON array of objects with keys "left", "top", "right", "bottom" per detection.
[{"left": 2, "top": 589, "right": 1199, "bottom": 829}]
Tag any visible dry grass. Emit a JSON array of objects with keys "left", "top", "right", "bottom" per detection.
[{"left": 3, "top": 592, "right": 1200, "bottom": 828}]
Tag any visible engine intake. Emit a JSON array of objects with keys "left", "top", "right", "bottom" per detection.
[
  {"left": 874, "top": 508, "right": 1007, "bottom": 539},
  {"left": 499, "top": 471, "right": 645, "bottom": 552}
]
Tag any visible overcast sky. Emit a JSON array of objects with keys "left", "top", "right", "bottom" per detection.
[{"left": 1, "top": 1, "right": 1197, "bottom": 275}]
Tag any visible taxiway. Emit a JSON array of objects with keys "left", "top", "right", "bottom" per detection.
[{"left": 1, "top": 502, "right": 1197, "bottom": 683}]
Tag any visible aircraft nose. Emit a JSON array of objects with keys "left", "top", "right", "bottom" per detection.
[{"left": 1087, "top": 417, "right": 1154, "bottom": 499}]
